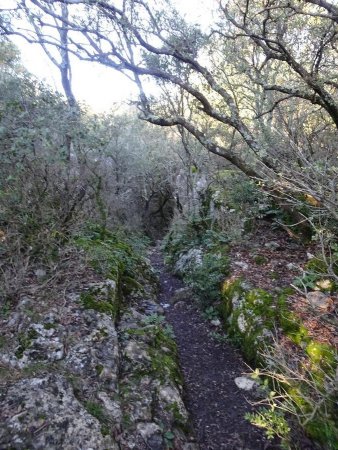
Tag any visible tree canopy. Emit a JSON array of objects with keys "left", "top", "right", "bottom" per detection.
[{"left": 1, "top": 0, "right": 337, "bottom": 219}]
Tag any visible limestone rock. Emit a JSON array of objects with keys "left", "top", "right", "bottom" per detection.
[
  {"left": 174, "top": 248, "right": 203, "bottom": 276},
  {"left": 264, "top": 241, "right": 280, "bottom": 250},
  {"left": 0, "top": 256, "right": 194, "bottom": 450},
  {"left": 233, "top": 261, "right": 249, "bottom": 270},
  {"left": 234, "top": 376, "right": 257, "bottom": 391},
  {"left": 210, "top": 319, "right": 221, "bottom": 327},
  {"left": 306, "top": 291, "right": 333, "bottom": 311},
  {"left": 0, "top": 375, "right": 117, "bottom": 449},
  {"left": 171, "top": 287, "right": 193, "bottom": 304}
]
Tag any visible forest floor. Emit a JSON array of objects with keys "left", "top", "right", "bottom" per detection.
[
  {"left": 228, "top": 222, "right": 337, "bottom": 348},
  {"left": 150, "top": 221, "right": 337, "bottom": 449}
]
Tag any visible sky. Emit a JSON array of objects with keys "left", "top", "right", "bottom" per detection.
[
  {"left": 11, "top": 36, "right": 137, "bottom": 112},
  {"left": 6, "top": 0, "right": 214, "bottom": 113}
]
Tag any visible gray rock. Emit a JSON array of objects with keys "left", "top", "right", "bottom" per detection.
[
  {"left": 233, "top": 261, "right": 249, "bottom": 270},
  {"left": 137, "top": 422, "right": 163, "bottom": 449},
  {"left": 0, "top": 375, "right": 117, "bottom": 449},
  {"left": 34, "top": 268, "right": 47, "bottom": 279},
  {"left": 306, "top": 291, "right": 332, "bottom": 311},
  {"left": 264, "top": 241, "right": 280, "bottom": 250},
  {"left": 171, "top": 287, "right": 193, "bottom": 304},
  {"left": 234, "top": 376, "right": 258, "bottom": 391},
  {"left": 183, "top": 444, "right": 200, "bottom": 450},
  {"left": 174, "top": 248, "right": 203, "bottom": 276},
  {"left": 210, "top": 319, "right": 221, "bottom": 327}
]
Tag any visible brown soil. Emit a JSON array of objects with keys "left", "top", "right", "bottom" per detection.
[{"left": 151, "top": 250, "right": 279, "bottom": 450}]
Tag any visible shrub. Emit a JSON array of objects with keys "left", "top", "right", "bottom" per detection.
[{"left": 185, "top": 252, "right": 230, "bottom": 307}]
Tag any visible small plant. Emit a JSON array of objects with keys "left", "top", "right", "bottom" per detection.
[
  {"left": 203, "top": 306, "right": 219, "bottom": 321},
  {"left": 245, "top": 408, "right": 290, "bottom": 444},
  {"left": 185, "top": 253, "right": 229, "bottom": 307},
  {"left": 293, "top": 272, "right": 320, "bottom": 291},
  {"left": 253, "top": 254, "right": 268, "bottom": 265},
  {"left": 208, "top": 331, "right": 228, "bottom": 343},
  {"left": 163, "top": 430, "right": 175, "bottom": 449},
  {"left": 143, "top": 313, "right": 166, "bottom": 325},
  {"left": 163, "top": 324, "right": 175, "bottom": 340},
  {"left": 250, "top": 340, "right": 338, "bottom": 449}
]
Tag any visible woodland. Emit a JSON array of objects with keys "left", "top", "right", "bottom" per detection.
[{"left": 0, "top": 1, "right": 337, "bottom": 449}]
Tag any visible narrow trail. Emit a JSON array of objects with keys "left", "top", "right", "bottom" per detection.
[{"left": 151, "top": 249, "right": 279, "bottom": 450}]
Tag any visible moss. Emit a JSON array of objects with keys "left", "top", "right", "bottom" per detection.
[
  {"left": 165, "top": 401, "right": 185, "bottom": 424},
  {"left": 0, "top": 335, "right": 7, "bottom": 348},
  {"left": 244, "top": 289, "right": 274, "bottom": 318},
  {"left": 99, "top": 327, "right": 109, "bottom": 338},
  {"left": 305, "top": 257, "right": 328, "bottom": 274},
  {"left": 43, "top": 322, "right": 57, "bottom": 330},
  {"left": 306, "top": 341, "right": 336, "bottom": 368},
  {"left": 80, "top": 291, "right": 118, "bottom": 318},
  {"left": 95, "top": 364, "right": 104, "bottom": 376},
  {"left": 220, "top": 284, "right": 276, "bottom": 364},
  {"left": 277, "top": 294, "right": 312, "bottom": 345},
  {"left": 292, "top": 325, "right": 310, "bottom": 346},
  {"left": 219, "top": 277, "right": 244, "bottom": 319},
  {"left": 122, "top": 275, "right": 143, "bottom": 295},
  {"left": 253, "top": 254, "right": 268, "bottom": 265},
  {"left": 148, "top": 326, "right": 182, "bottom": 385},
  {"left": 305, "top": 418, "right": 338, "bottom": 449},
  {"left": 15, "top": 328, "right": 38, "bottom": 359},
  {"left": 149, "top": 349, "right": 182, "bottom": 385},
  {"left": 85, "top": 401, "right": 107, "bottom": 424},
  {"left": 22, "top": 362, "right": 52, "bottom": 376},
  {"left": 123, "top": 328, "right": 147, "bottom": 337},
  {"left": 269, "top": 271, "right": 279, "bottom": 280}
]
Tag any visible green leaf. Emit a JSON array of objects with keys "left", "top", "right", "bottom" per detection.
[{"left": 164, "top": 431, "right": 175, "bottom": 440}]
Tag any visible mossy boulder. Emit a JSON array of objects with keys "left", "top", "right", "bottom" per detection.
[
  {"left": 219, "top": 279, "right": 275, "bottom": 363},
  {"left": 80, "top": 279, "right": 120, "bottom": 319}
]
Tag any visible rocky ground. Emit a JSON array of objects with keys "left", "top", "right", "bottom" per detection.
[{"left": 0, "top": 244, "right": 197, "bottom": 450}]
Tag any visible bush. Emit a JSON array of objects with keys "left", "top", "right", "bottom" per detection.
[{"left": 185, "top": 252, "right": 230, "bottom": 307}]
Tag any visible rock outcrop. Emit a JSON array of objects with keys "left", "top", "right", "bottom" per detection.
[{"left": 0, "top": 234, "right": 197, "bottom": 450}]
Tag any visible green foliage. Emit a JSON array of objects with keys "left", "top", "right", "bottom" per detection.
[
  {"left": 163, "top": 217, "right": 230, "bottom": 307},
  {"left": 245, "top": 408, "right": 290, "bottom": 444},
  {"left": 15, "top": 328, "right": 38, "bottom": 359},
  {"left": 202, "top": 306, "right": 219, "bottom": 321},
  {"left": 163, "top": 430, "right": 175, "bottom": 449},
  {"left": 85, "top": 401, "right": 106, "bottom": 422},
  {"left": 143, "top": 315, "right": 176, "bottom": 341},
  {"left": 294, "top": 249, "right": 338, "bottom": 293},
  {"left": 84, "top": 400, "right": 111, "bottom": 436},
  {"left": 305, "top": 341, "right": 336, "bottom": 367},
  {"left": 208, "top": 331, "right": 228, "bottom": 343},
  {"left": 143, "top": 313, "right": 165, "bottom": 325},
  {"left": 163, "top": 216, "right": 229, "bottom": 266},
  {"left": 75, "top": 224, "right": 152, "bottom": 289},
  {"left": 253, "top": 254, "right": 268, "bottom": 265},
  {"left": 185, "top": 252, "right": 230, "bottom": 307}
]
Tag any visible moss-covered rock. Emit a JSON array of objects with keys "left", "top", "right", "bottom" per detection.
[
  {"left": 80, "top": 280, "right": 119, "bottom": 319},
  {"left": 219, "top": 277, "right": 338, "bottom": 448},
  {"left": 219, "top": 279, "right": 275, "bottom": 363}
]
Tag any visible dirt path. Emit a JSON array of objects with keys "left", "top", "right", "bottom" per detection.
[{"left": 151, "top": 249, "right": 279, "bottom": 450}]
